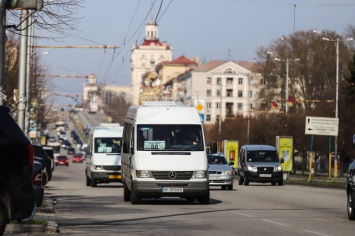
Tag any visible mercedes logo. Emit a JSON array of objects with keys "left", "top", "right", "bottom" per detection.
[
  {"left": 264, "top": 168, "right": 267, "bottom": 171},
  {"left": 168, "top": 171, "right": 177, "bottom": 180}
]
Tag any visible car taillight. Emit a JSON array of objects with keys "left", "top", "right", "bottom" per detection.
[
  {"left": 33, "top": 170, "right": 42, "bottom": 185},
  {"left": 28, "top": 144, "right": 34, "bottom": 166}
]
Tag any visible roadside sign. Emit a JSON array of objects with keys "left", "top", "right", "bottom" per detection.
[{"left": 305, "top": 116, "right": 339, "bottom": 136}]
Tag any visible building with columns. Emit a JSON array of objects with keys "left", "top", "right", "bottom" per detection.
[{"left": 130, "top": 19, "right": 172, "bottom": 105}]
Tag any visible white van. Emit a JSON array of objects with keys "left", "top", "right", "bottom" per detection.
[
  {"left": 121, "top": 101, "right": 209, "bottom": 204},
  {"left": 85, "top": 123, "right": 123, "bottom": 187}
]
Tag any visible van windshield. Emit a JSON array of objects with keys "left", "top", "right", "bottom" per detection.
[
  {"left": 246, "top": 150, "right": 279, "bottom": 162},
  {"left": 94, "top": 137, "right": 122, "bottom": 154},
  {"left": 137, "top": 124, "right": 204, "bottom": 151}
]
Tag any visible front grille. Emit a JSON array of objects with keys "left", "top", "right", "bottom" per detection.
[
  {"left": 152, "top": 171, "right": 193, "bottom": 180},
  {"left": 103, "top": 165, "right": 121, "bottom": 171},
  {"left": 209, "top": 171, "right": 222, "bottom": 175},
  {"left": 257, "top": 167, "right": 273, "bottom": 173}
]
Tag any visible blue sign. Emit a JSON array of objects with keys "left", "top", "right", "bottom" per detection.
[
  {"left": 353, "top": 134, "right": 355, "bottom": 144},
  {"left": 199, "top": 114, "right": 204, "bottom": 123}
]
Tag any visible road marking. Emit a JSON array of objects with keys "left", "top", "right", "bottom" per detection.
[
  {"left": 231, "top": 211, "right": 253, "bottom": 217},
  {"left": 262, "top": 219, "right": 290, "bottom": 227},
  {"left": 303, "top": 230, "right": 332, "bottom": 236}
]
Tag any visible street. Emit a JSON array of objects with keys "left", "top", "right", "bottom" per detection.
[{"left": 45, "top": 159, "right": 355, "bottom": 236}]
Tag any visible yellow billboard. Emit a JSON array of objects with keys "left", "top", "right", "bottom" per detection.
[
  {"left": 276, "top": 136, "right": 293, "bottom": 172},
  {"left": 223, "top": 140, "right": 238, "bottom": 168}
]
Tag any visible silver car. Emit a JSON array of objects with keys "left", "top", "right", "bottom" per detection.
[{"left": 208, "top": 153, "right": 234, "bottom": 190}]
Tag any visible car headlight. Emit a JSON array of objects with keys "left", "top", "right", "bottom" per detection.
[
  {"left": 94, "top": 165, "right": 103, "bottom": 170},
  {"left": 192, "top": 170, "right": 206, "bottom": 178},
  {"left": 274, "top": 165, "right": 282, "bottom": 171},
  {"left": 136, "top": 170, "right": 153, "bottom": 178},
  {"left": 223, "top": 170, "right": 233, "bottom": 175},
  {"left": 247, "top": 165, "right": 257, "bottom": 172}
]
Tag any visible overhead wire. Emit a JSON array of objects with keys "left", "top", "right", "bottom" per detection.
[{"left": 103, "top": 0, "right": 158, "bottom": 80}]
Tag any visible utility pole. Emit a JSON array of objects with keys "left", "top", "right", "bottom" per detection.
[
  {"left": 17, "top": 10, "right": 29, "bottom": 130},
  {"left": 0, "top": 2, "right": 5, "bottom": 105}
]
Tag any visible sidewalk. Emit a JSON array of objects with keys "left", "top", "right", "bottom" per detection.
[
  {"left": 4, "top": 191, "right": 59, "bottom": 235},
  {"left": 285, "top": 171, "right": 346, "bottom": 189}
]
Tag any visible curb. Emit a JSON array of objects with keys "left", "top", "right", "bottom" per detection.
[{"left": 4, "top": 193, "right": 59, "bottom": 235}]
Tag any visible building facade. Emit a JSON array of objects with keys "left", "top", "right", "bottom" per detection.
[{"left": 130, "top": 19, "right": 172, "bottom": 105}]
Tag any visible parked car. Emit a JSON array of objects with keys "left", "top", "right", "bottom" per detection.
[
  {"left": 207, "top": 153, "right": 234, "bottom": 190},
  {"left": 43, "top": 146, "right": 55, "bottom": 172},
  {"left": 32, "top": 161, "right": 44, "bottom": 207},
  {"left": 33, "top": 145, "right": 53, "bottom": 182},
  {"left": 56, "top": 155, "right": 69, "bottom": 166},
  {"left": 67, "top": 147, "right": 76, "bottom": 155},
  {"left": 0, "top": 106, "right": 36, "bottom": 235},
  {"left": 346, "top": 160, "right": 355, "bottom": 220},
  {"left": 72, "top": 153, "right": 84, "bottom": 163},
  {"left": 34, "top": 156, "right": 48, "bottom": 185},
  {"left": 237, "top": 144, "right": 284, "bottom": 186}
]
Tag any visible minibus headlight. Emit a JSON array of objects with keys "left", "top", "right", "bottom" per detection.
[
  {"left": 136, "top": 170, "right": 153, "bottom": 178},
  {"left": 192, "top": 170, "right": 206, "bottom": 178},
  {"left": 247, "top": 165, "right": 257, "bottom": 172},
  {"left": 94, "top": 165, "right": 103, "bottom": 170}
]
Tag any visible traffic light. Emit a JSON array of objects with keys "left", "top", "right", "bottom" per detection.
[{"left": 4, "top": 0, "right": 44, "bottom": 10}]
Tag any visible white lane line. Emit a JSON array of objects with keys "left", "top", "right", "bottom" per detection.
[
  {"left": 303, "top": 230, "right": 332, "bottom": 236},
  {"left": 231, "top": 211, "right": 253, "bottom": 218},
  {"left": 262, "top": 219, "right": 290, "bottom": 227}
]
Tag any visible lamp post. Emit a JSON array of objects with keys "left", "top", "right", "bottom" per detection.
[
  {"left": 313, "top": 30, "right": 353, "bottom": 176},
  {"left": 271, "top": 55, "right": 299, "bottom": 114}
]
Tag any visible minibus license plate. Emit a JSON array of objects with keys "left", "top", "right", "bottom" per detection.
[
  {"left": 259, "top": 174, "right": 272, "bottom": 177},
  {"left": 162, "top": 187, "right": 183, "bottom": 193},
  {"left": 109, "top": 175, "right": 121, "bottom": 179}
]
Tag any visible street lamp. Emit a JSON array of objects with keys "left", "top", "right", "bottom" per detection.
[
  {"left": 274, "top": 57, "right": 299, "bottom": 114},
  {"left": 268, "top": 51, "right": 299, "bottom": 114},
  {"left": 313, "top": 30, "right": 353, "bottom": 176}
]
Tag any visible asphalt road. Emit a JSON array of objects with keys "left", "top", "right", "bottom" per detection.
[{"left": 42, "top": 156, "right": 355, "bottom": 236}]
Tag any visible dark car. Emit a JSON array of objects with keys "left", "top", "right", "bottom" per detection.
[
  {"left": 33, "top": 161, "right": 44, "bottom": 207},
  {"left": 67, "top": 147, "right": 76, "bottom": 155},
  {"left": 56, "top": 155, "right": 69, "bottom": 166},
  {"left": 346, "top": 160, "right": 355, "bottom": 220},
  {"left": 237, "top": 145, "right": 284, "bottom": 186},
  {"left": 0, "top": 106, "right": 36, "bottom": 235},
  {"left": 43, "top": 146, "right": 55, "bottom": 172},
  {"left": 33, "top": 145, "right": 53, "bottom": 182}
]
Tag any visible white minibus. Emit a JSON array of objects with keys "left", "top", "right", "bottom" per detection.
[
  {"left": 85, "top": 123, "right": 123, "bottom": 187},
  {"left": 121, "top": 101, "right": 209, "bottom": 204}
]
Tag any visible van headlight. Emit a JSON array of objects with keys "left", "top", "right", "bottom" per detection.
[
  {"left": 274, "top": 165, "right": 282, "bottom": 171},
  {"left": 247, "top": 165, "right": 257, "bottom": 172},
  {"left": 93, "top": 165, "right": 103, "bottom": 170},
  {"left": 192, "top": 170, "right": 206, "bottom": 178},
  {"left": 136, "top": 170, "right": 153, "bottom": 178},
  {"left": 223, "top": 170, "right": 233, "bottom": 175}
]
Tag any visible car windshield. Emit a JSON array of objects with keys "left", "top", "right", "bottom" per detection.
[
  {"left": 246, "top": 150, "right": 279, "bottom": 162},
  {"left": 94, "top": 137, "right": 122, "bottom": 154},
  {"left": 137, "top": 124, "right": 204, "bottom": 151},
  {"left": 207, "top": 155, "right": 228, "bottom": 164},
  {"left": 57, "top": 156, "right": 67, "bottom": 160}
]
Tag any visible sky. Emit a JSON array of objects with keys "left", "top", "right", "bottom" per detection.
[{"left": 35, "top": 0, "right": 355, "bottom": 106}]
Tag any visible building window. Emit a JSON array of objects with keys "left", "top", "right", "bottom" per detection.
[
  {"left": 207, "top": 102, "right": 211, "bottom": 109},
  {"left": 238, "top": 90, "right": 243, "bottom": 97},
  {"left": 250, "top": 103, "right": 253, "bottom": 110},
  {"left": 216, "top": 90, "right": 221, "bottom": 97},
  {"left": 207, "top": 90, "right": 211, "bottom": 97},
  {"left": 238, "top": 103, "right": 243, "bottom": 110},
  {"left": 207, "top": 77, "right": 211, "bottom": 84},
  {"left": 226, "top": 89, "right": 233, "bottom": 97},
  {"left": 227, "top": 77, "right": 233, "bottom": 85},
  {"left": 226, "top": 103, "right": 233, "bottom": 114},
  {"left": 216, "top": 102, "right": 221, "bottom": 109},
  {"left": 238, "top": 77, "right": 243, "bottom": 84},
  {"left": 217, "top": 77, "right": 221, "bottom": 85},
  {"left": 206, "top": 115, "right": 211, "bottom": 122},
  {"left": 249, "top": 90, "right": 253, "bottom": 98}
]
